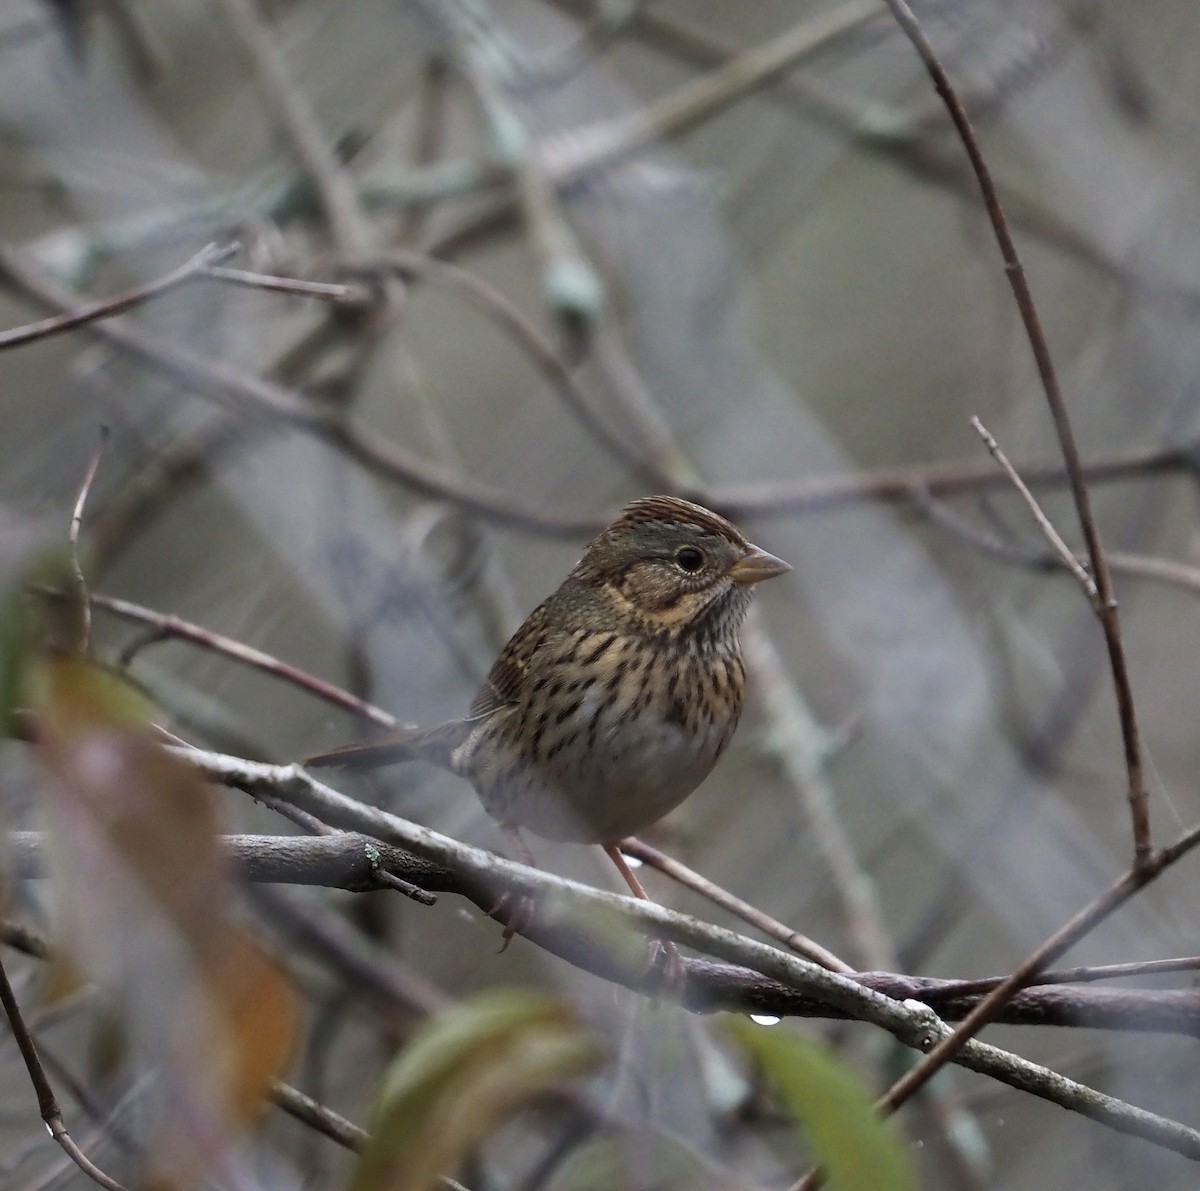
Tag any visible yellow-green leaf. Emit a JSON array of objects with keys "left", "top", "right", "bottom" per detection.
[
  {"left": 729, "top": 1018, "right": 917, "bottom": 1191},
  {"left": 353, "top": 990, "right": 603, "bottom": 1191}
]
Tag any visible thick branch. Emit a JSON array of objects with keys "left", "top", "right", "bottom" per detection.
[
  {"left": 146, "top": 750, "right": 1200, "bottom": 1161},
  {"left": 11, "top": 829, "right": 1198, "bottom": 1034}
]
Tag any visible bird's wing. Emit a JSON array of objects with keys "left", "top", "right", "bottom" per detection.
[{"left": 469, "top": 600, "right": 553, "bottom": 718}]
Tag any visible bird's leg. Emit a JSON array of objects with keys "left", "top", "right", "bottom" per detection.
[
  {"left": 603, "top": 843, "right": 686, "bottom": 992},
  {"left": 490, "top": 825, "right": 539, "bottom": 949}
]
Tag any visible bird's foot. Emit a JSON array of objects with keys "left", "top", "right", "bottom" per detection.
[
  {"left": 644, "top": 938, "right": 688, "bottom": 998},
  {"left": 487, "top": 890, "right": 538, "bottom": 950}
]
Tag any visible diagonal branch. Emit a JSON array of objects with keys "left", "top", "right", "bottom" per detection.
[
  {"left": 0, "top": 241, "right": 234, "bottom": 351},
  {"left": 0, "top": 952, "right": 132, "bottom": 1191}
]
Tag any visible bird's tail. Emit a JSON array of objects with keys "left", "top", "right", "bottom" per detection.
[{"left": 303, "top": 720, "right": 468, "bottom": 771}]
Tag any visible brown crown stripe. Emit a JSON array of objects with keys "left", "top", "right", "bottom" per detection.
[{"left": 612, "top": 496, "right": 745, "bottom": 542}]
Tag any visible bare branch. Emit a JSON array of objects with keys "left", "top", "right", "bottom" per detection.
[
  {"left": 879, "top": 0, "right": 1150, "bottom": 870},
  {"left": 880, "top": 837, "right": 1200, "bottom": 1115},
  {"left": 201, "top": 264, "right": 367, "bottom": 302},
  {"left": 67, "top": 426, "right": 109, "bottom": 655},
  {"left": 971, "top": 417, "right": 1097, "bottom": 601},
  {"left": 0, "top": 242, "right": 234, "bottom": 351},
  {"left": 270, "top": 1081, "right": 368, "bottom": 1152},
  {"left": 0, "top": 952, "right": 132, "bottom": 1191},
  {"left": 548, "top": 1, "right": 883, "bottom": 182},
  {"left": 387, "top": 250, "right": 665, "bottom": 481},
  {"left": 165, "top": 749, "right": 1200, "bottom": 1161},
  {"left": 618, "top": 837, "right": 852, "bottom": 973},
  {"left": 214, "top": 0, "right": 372, "bottom": 258}
]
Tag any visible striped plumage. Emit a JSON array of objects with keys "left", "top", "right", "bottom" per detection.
[{"left": 306, "top": 496, "right": 789, "bottom": 847}]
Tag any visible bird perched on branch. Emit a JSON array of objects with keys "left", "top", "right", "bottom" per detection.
[{"left": 305, "top": 495, "right": 790, "bottom": 967}]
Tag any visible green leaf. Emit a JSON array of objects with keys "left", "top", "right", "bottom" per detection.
[
  {"left": 0, "top": 581, "right": 31, "bottom": 737},
  {"left": 0, "top": 544, "right": 73, "bottom": 737},
  {"left": 729, "top": 1018, "right": 917, "bottom": 1191},
  {"left": 542, "top": 1133, "right": 731, "bottom": 1191},
  {"left": 353, "top": 990, "right": 603, "bottom": 1191}
]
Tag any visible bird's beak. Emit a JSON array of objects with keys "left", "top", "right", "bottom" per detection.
[{"left": 728, "top": 543, "right": 792, "bottom": 586}]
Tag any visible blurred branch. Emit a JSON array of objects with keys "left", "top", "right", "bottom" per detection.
[
  {"left": 0, "top": 919, "right": 51, "bottom": 959},
  {"left": 0, "top": 244, "right": 604, "bottom": 535},
  {"left": 544, "top": 0, "right": 1200, "bottom": 318},
  {"left": 0, "top": 952, "right": 132, "bottom": 1191},
  {"left": 0, "top": 241, "right": 233, "bottom": 350},
  {"left": 270, "top": 1080, "right": 369, "bottom": 1152},
  {"left": 0, "top": 243, "right": 1191, "bottom": 537},
  {"left": 456, "top": 37, "right": 605, "bottom": 326},
  {"left": 396, "top": 56, "right": 452, "bottom": 248},
  {"left": 386, "top": 251, "right": 664, "bottom": 479},
  {"left": 548, "top": 0, "right": 883, "bottom": 181},
  {"left": 88, "top": 417, "right": 253, "bottom": 570},
  {"left": 67, "top": 426, "right": 109, "bottom": 656},
  {"left": 250, "top": 882, "right": 448, "bottom": 1019},
  {"left": 215, "top": 0, "right": 373, "bottom": 258},
  {"left": 741, "top": 619, "right": 897, "bottom": 973}
]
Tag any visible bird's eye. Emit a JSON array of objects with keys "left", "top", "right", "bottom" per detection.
[{"left": 675, "top": 546, "right": 704, "bottom": 573}]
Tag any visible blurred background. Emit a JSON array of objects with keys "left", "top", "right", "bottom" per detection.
[{"left": 3, "top": 0, "right": 1200, "bottom": 1188}]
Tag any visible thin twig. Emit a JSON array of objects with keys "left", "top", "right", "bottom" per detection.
[
  {"left": 930, "top": 955, "right": 1200, "bottom": 996},
  {"left": 879, "top": 831, "right": 1200, "bottom": 1115},
  {"left": 201, "top": 264, "right": 367, "bottom": 302},
  {"left": 32, "top": 585, "right": 397, "bottom": 730},
  {"left": 971, "top": 418, "right": 1097, "bottom": 601},
  {"left": 707, "top": 445, "right": 1194, "bottom": 521},
  {"left": 387, "top": 250, "right": 666, "bottom": 481},
  {"left": 269, "top": 1081, "right": 368, "bottom": 1151},
  {"left": 880, "top": 0, "right": 1150, "bottom": 868},
  {"left": 548, "top": 0, "right": 883, "bottom": 183},
  {"left": 214, "top": 0, "right": 372, "bottom": 258},
  {"left": 619, "top": 838, "right": 852, "bottom": 972},
  {"left": 0, "top": 242, "right": 234, "bottom": 351},
  {"left": 0, "top": 952, "right": 132, "bottom": 1191},
  {"left": 67, "top": 427, "right": 110, "bottom": 656}
]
